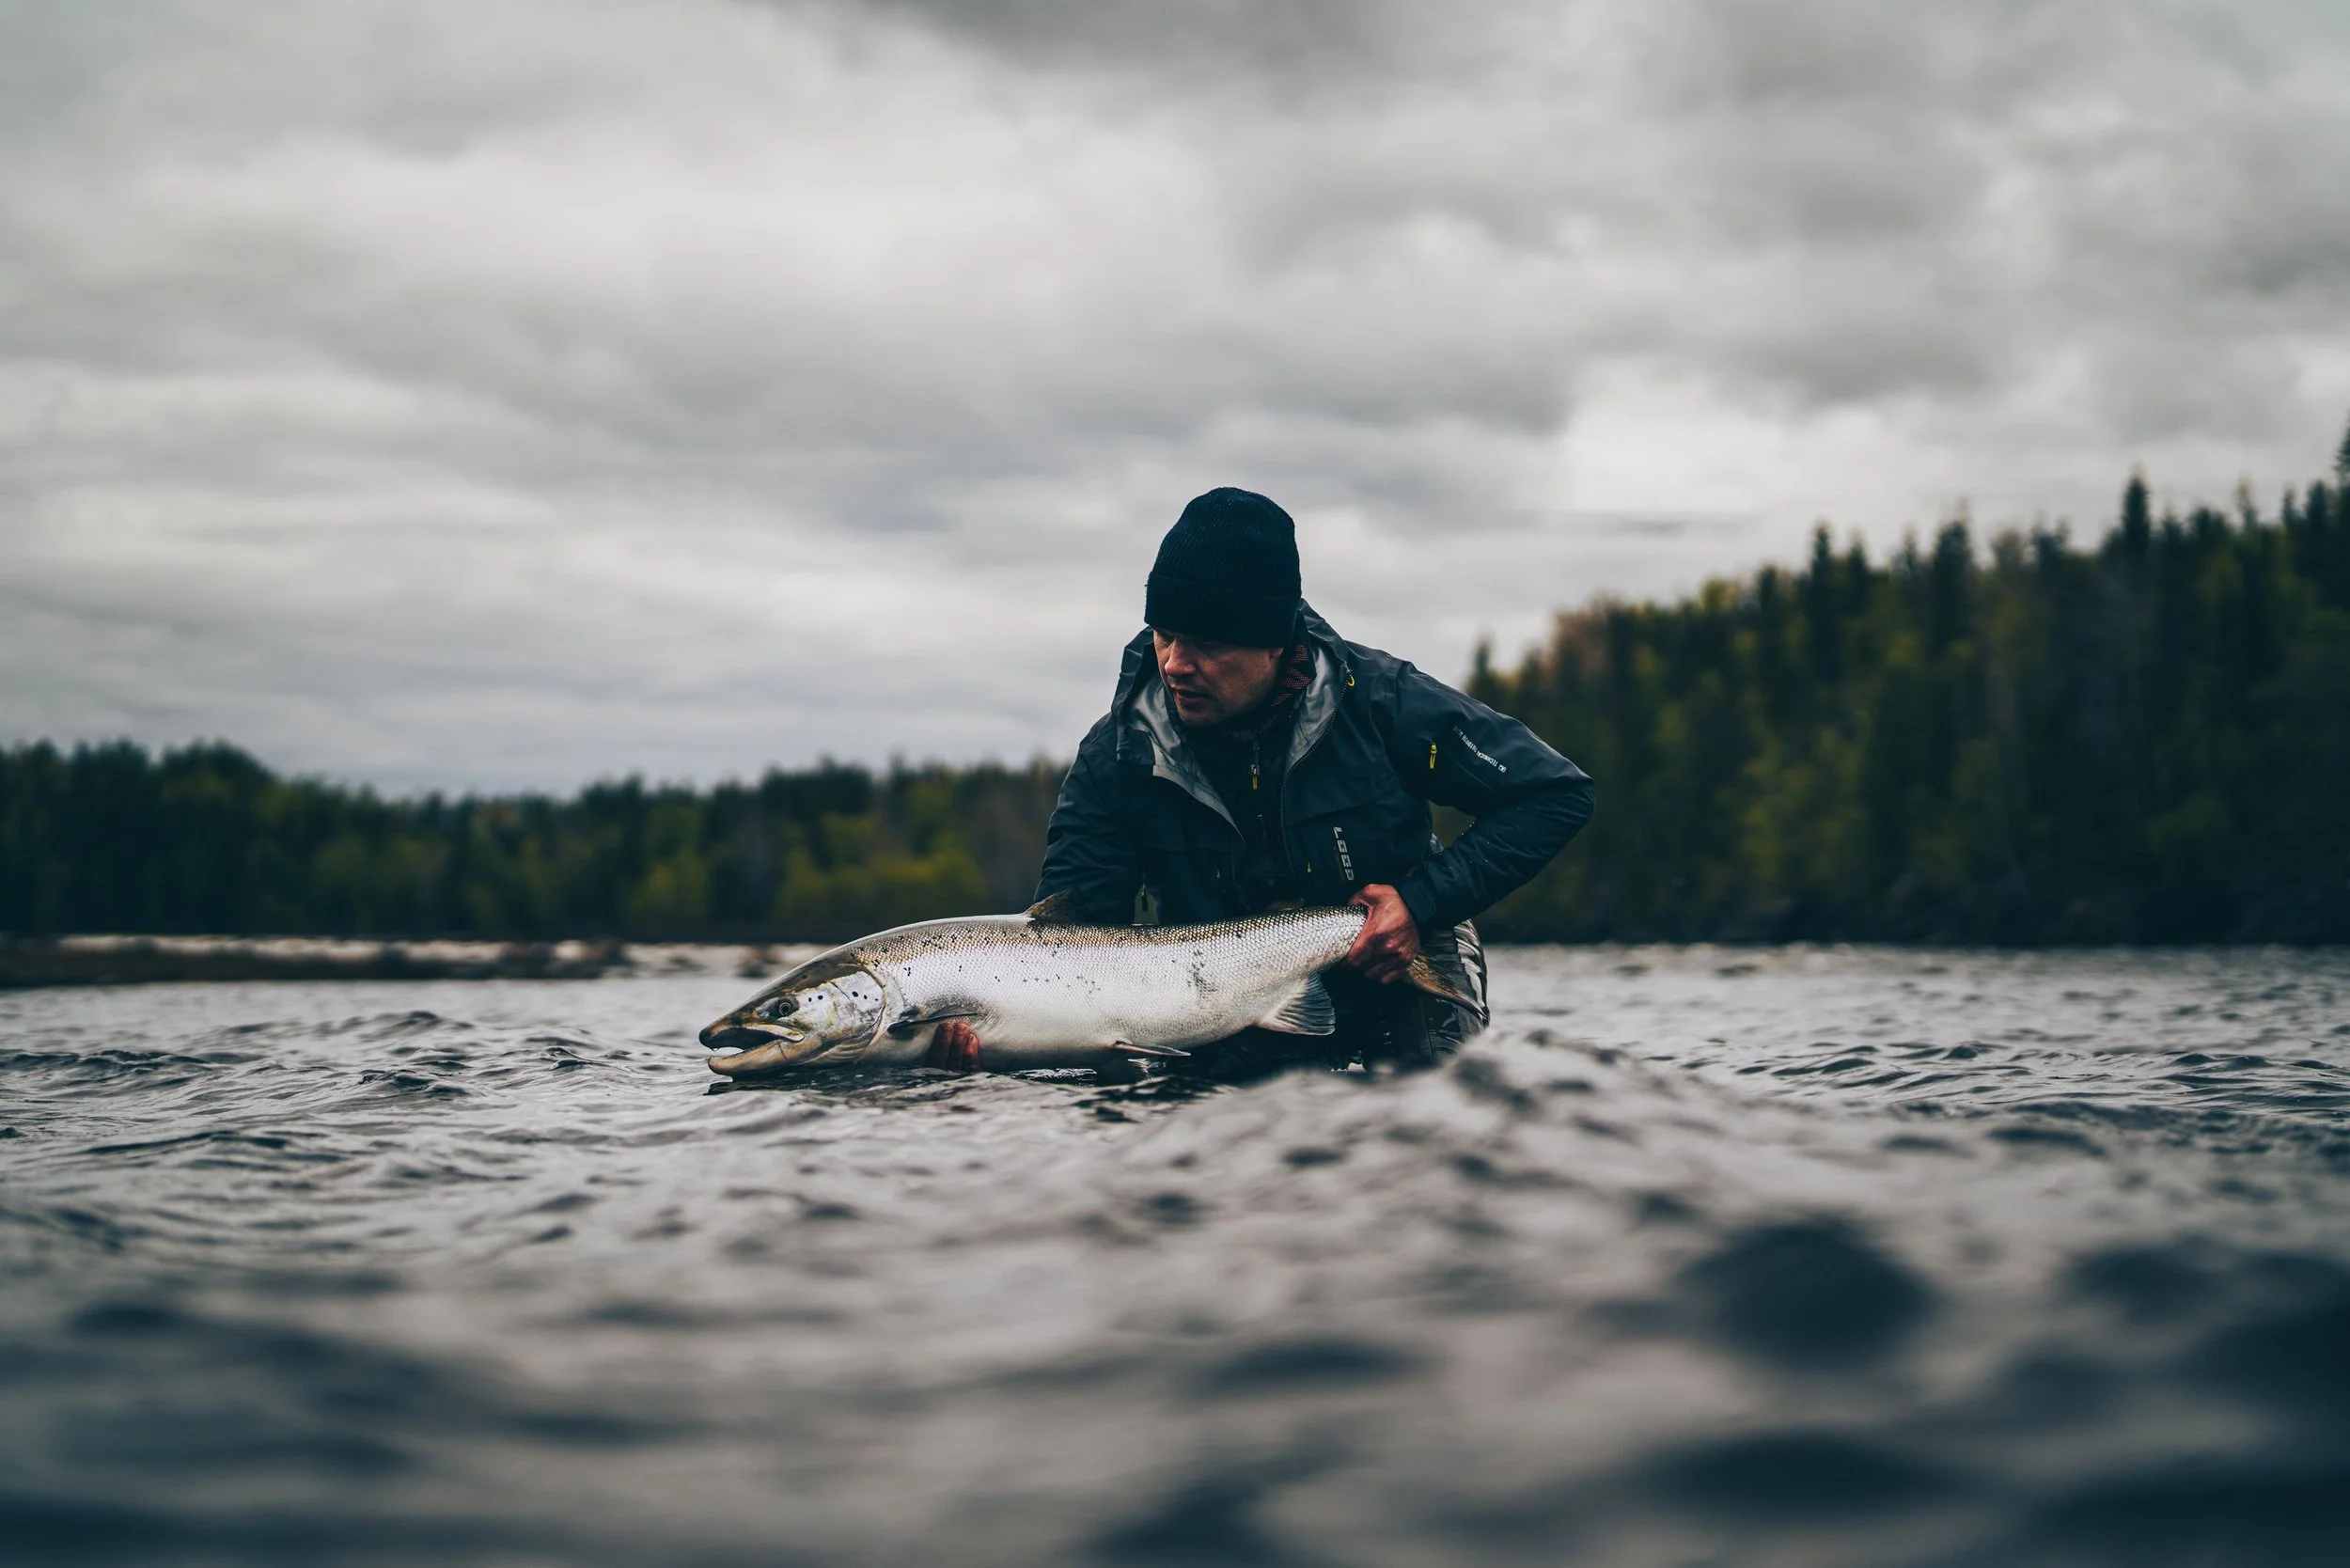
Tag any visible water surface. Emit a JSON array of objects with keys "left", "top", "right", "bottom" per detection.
[{"left": 5, "top": 946, "right": 2348, "bottom": 1565}]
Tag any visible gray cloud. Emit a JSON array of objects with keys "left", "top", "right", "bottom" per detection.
[{"left": 3, "top": 0, "right": 2346, "bottom": 791}]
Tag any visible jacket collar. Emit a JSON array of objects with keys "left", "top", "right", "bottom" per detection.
[
  {"left": 1112, "top": 604, "right": 1354, "bottom": 828},
  {"left": 1282, "top": 605, "right": 1348, "bottom": 776}
]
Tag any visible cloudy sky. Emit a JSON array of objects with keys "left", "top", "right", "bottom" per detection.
[{"left": 6, "top": 0, "right": 2348, "bottom": 792}]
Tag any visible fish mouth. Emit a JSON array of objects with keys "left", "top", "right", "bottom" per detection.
[
  {"left": 699, "top": 1020, "right": 813, "bottom": 1076},
  {"left": 699, "top": 1021, "right": 771, "bottom": 1051}
]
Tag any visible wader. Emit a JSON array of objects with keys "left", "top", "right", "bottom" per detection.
[{"left": 1178, "top": 917, "right": 1487, "bottom": 1082}]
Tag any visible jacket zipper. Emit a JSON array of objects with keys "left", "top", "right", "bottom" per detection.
[
  {"left": 1250, "top": 737, "right": 1272, "bottom": 860},
  {"left": 1270, "top": 659, "right": 1346, "bottom": 883}
]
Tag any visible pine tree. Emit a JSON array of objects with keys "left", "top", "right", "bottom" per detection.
[{"left": 2120, "top": 470, "right": 2153, "bottom": 557}]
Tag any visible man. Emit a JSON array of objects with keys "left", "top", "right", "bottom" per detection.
[{"left": 932, "top": 486, "right": 1594, "bottom": 1076}]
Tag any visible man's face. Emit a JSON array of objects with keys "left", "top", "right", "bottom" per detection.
[{"left": 1152, "top": 630, "right": 1282, "bottom": 729}]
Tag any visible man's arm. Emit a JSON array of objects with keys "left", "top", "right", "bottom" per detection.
[
  {"left": 1382, "top": 666, "right": 1594, "bottom": 933},
  {"left": 1033, "top": 714, "right": 1144, "bottom": 925}
]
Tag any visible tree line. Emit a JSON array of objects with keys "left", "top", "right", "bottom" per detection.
[
  {"left": 6, "top": 446, "right": 2348, "bottom": 945},
  {"left": 0, "top": 748, "right": 1059, "bottom": 944},
  {"left": 1469, "top": 456, "right": 2350, "bottom": 942}
]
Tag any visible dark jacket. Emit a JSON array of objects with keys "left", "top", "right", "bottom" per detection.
[{"left": 1036, "top": 606, "right": 1594, "bottom": 931}]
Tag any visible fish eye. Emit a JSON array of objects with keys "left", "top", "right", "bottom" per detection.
[{"left": 761, "top": 996, "right": 799, "bottom": 1021}]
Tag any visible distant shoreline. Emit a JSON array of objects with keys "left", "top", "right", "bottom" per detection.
[
  {"left": 5, "top": 932, "right": 2340, "bottom": 990},
  {"left": 0, "top": 936, "right": 824, "bottom": 989}
]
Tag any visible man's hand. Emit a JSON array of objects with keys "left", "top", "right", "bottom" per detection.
[
  {"left": 926, "top": 1018, "right": 983, "bottom": 1073},
  {"left": 1345, "top": 884, "right": 1420, "bottom": 984}
]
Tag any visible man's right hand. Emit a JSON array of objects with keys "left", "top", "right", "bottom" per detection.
[
  {"left": 1345, "top": 883, "right": 1422, "bottom": 984},
  {"left": 927, "top": 1018, "right": 983, "bottom": 1073}
]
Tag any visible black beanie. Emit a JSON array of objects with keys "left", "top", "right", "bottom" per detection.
[{"left": 1144, "top": 488, "right": 1301, "bottom": 648}]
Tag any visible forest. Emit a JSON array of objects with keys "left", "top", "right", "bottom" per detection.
[
  {"left": 1469, "top": 462, "right": 2350, "bottom": 943},
  {"left": 6, "top": 447, "right": 2348, "bottom": 946},
  {"left": 0, "top": 751, "right": 1061, "bottom": 946}
]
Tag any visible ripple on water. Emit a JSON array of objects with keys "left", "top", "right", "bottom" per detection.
[
  {"left": 1678, "top": 1217, "right": 1934, "bottom": 1371},
  {"left": 1, "top": 949, "right": 2347, "bottom": 1565}
]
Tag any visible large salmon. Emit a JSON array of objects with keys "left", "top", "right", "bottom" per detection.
[{"left": 697, "top": 894, "right": 1470, "bottom": 1076}]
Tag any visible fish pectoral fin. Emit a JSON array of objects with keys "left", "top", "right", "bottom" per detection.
[
  {"left": 1402, "top": 955, "right": 1477, "bottom": 1011},
  {"left": 1105, "top": 1041, "right": 1189, "bottom": 1058},
  {"left": 885, "top": 1006, "right": 984, "bottom": 1042},
  {"left": 1254, "top": 975, "right": 1338, "bottom": 1036},
  {"left": 1023, "top": 889, "right": 1084, "bottom": 924}
]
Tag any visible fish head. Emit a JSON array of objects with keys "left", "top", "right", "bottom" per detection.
[{"left": 699, "top": 960, "right": 887, "bottom": 1075}]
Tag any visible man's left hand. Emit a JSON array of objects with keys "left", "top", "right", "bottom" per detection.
[
  {"left": 927, "top": 1018, "right": 983, "bottom": 1073},
  {"left": 1345, "top": 884, "right": 1420, "bottom": 984}
]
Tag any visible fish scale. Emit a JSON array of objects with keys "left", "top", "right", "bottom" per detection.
[{"left": 698, "top": 902, "right": 1462, "bottom": 1075}]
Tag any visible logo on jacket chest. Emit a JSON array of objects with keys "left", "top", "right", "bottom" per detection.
[{"left": 1331, "top": 823, "right": 1357, "bottom": 884}]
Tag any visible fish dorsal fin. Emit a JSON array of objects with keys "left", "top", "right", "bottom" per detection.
[
  {"left": 1024, "top": 889, "right": 1083, "bottom": 924},
  {"left": 1255, "top": 974, "right": 1338, "bottom": 1036},
  {"left": 1403, "top": 954, "right": 1477, "bottom": 1011}
]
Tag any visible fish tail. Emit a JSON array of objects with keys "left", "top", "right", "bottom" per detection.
[{"left": 1402, "top": 953, "right": 1477, "bottom": 1011}]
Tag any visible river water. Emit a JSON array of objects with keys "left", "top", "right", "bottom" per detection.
[{"left": 4, "top": 945, "right": 2347, "bottom": 1566}]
